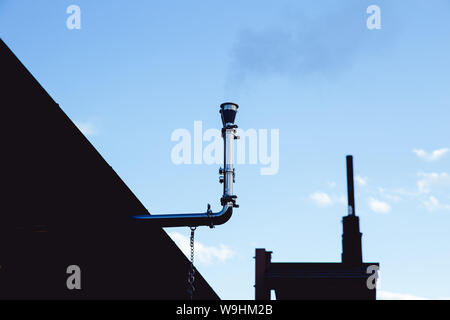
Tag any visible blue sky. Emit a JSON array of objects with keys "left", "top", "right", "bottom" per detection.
[{"left": 1, "top": 0, "right": 450, "bottom": 299}]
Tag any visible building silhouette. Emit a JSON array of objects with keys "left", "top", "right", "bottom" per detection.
[
  {"left": 255, "top": 156, "right": 379, "bottom": 300},
  {"left": 0, "top": 39, "right": 218, "bottom": 299}
]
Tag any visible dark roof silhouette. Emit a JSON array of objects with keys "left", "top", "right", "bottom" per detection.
[{"left": 0, "top": 39, "right": 218, "bottom": 299}]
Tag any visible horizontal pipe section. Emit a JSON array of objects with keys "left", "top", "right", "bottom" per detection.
[{"left": 133, "top": 204, "right": 233, "bottom": 228}]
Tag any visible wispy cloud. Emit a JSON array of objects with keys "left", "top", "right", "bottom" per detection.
[
  {"left": 375, "top": 172, "right": 450, "bottom": 212},
  {"left": 310, "top": 192, "right": 332, "bottom": 207},
  {"left": 368, "top": 197, "right": 391, "bottom": 214},
  {"left": 328, "top": 181, "right": 337, "bottom": 188},
  {"left": 75, "top": 121, "right": 98, "bottom": 136},
  {"left": 413, "top": 148, "right": 449, "bottom": 161},
  {"left": 378, "top": 290, "right": 428, "bottom": 300},
  {"left": 168, "top": 232, "right": 234, "bottom": 265},
  {"left": 421, "top": 195, "right": 450, "bottom": 211},
  {"left": 378, "top": 187, "right": 403, "bottom": 202},
  {"left": 310, "top": 192, "right": 346, "bottom": 207},
  {"left": 226, "top": 2, "right": 386, "bottom": 91},
  {"left": 377, "top": 172, "right": 450, "bottom": 199},
  {"left": 355, "top": 175, "right": 368, "bottom": 186},
  {"left": 417, "top": 172, "right": 450, "bottom": 194}
]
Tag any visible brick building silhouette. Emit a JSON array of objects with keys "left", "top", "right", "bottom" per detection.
[{"left": 255, "top": 156, "right": 379, "bottom": 300}]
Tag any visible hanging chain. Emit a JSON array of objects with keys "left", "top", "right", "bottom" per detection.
[{"left": 187, "top": 226, "right": 196, "bottom": 300}]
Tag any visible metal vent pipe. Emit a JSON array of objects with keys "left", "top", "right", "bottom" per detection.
[{"left": 133, "top": 102, "right": 239, "bottom": 228}]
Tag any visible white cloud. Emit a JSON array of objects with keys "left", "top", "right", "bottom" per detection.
[
  {"left": 168, "top": 232, "right": 234, "bottom": 265},
  {"left": 422, "top": 195, "right": 450, "bottom": 211},
  {"left": 75, "top": 121, "right": 97, "bottom": 136},
  {"left": 422, "top": 196, "right": 440, "bottom": 211},
  {"left": 413, "top": 148, "right": 449, "bottom": 161},
  {"left": 378, "top": 290, "right": 428, "bottom": 300},
  {"left": 309, "top": 192, "right": 332, "bottom": 207},
  {"left": 417, "top": 172, "right": 450, "bottom": 194},
  {"left": 355, "top": 175, "right": 368, "bottom": 186},
  {"left": 310, "top": 192, "right": 347, "bottom": 207},
  {"left": 374, "top": 172, "right": 450, "bottom": 213},
  {"left": 368, "top": 197, "right": 391, "bottom": 214},
  {"left": 378, "top": 187, "right": 403, "bottom": 202}
]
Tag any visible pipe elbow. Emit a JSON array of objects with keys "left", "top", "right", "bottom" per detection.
[{"left": 210, "top": 205, "right": 233, "bottom": 226}]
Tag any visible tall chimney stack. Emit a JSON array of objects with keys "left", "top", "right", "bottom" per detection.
[
  {"left": 346, "top": 155, "right": 356, "bottom": 216},
  {"left": 342, "top": 155, "right": 363, "bottom": 265}
]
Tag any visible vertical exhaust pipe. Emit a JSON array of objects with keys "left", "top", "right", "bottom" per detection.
[
  {"left": 133, "top": 103, "right": 239, "bottom": 228},
  {"left": 342, "top": 155, "right": 363, "bottom": 265},
  {"left": 346, "top": 155, "right": 355, "bottom": 216},
  {"left": 220, "top": 103, "right": 239, "bottom": 208}
]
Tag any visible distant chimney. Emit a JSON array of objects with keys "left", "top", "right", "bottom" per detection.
[{"left": 342, "top": 155, "right": 363, "bottom": 265}]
